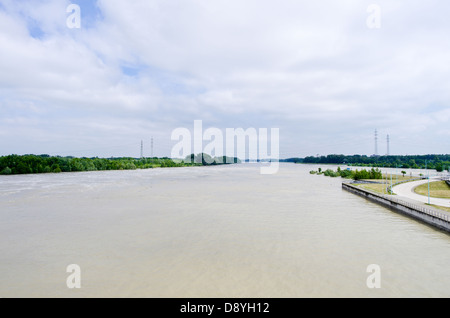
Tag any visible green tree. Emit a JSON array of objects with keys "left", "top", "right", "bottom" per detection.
[
  {"left": 0, "top": 167, "right": 12, "bottom": 175},
  {"left": 16, "top": 162, "right": 31, "bottom": 174},
  {"left": 51, "top": 164, "right": 62, "bottom": 173},
  {"left": 353, "top": 169, "right": 370, "bottom": 180}
]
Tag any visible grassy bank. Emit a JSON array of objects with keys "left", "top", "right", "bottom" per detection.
[
  {"left": 354, "top": 183, "right": 389, "bottom": 194},
  {"left": 415, "top": 181, "right": 450, "bottom": 199},
  {"left": 353, "top": 175, "right": 420, "bottom": 195}
]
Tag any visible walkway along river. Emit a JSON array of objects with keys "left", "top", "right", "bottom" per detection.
[
  {"left": 342, "top": 182, "right": 450, "bottom": 233},
  {"left": 392, "top": 177, "right": 450, "bottom": 208}
]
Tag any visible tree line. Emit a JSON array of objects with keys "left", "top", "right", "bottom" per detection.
[
  {"left": 0, "top": 153, "right": 241, "bottom": 175},
  {"left": 300, "top": 154, "right": 450, "bottom": 172},
  {"left": 310, "top": 167, "right": 383, "bottom": 180}
]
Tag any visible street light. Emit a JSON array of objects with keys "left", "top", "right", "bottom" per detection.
[
  {"left": 390, "top": 172, "right": 393, "bottom": 195},
  {"left": 425, "top": 160, "right": 430, "bottom": 205}
]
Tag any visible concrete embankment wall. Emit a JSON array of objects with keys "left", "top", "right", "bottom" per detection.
[{"left": 342, "top": 182, "right": 450, "bottom": 233}]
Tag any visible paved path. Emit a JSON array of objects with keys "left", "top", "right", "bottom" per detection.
[{"left": 392, "top": 178, "right": 450, "bottom": 208}]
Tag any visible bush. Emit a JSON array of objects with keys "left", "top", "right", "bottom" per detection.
[
  {"left": 352, "top": 168, "right": 382, "bottom": 180},
  {"left": 323, "top": 169, "right": 340, "bottom": 177},
  {"left": 338, "top": 169, "right": 353, "bottom": 179},
  {"left": 0, "top": 167, "right": 12, "bottom": 175}
]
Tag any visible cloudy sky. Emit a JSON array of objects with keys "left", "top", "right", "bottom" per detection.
[{"left": 0, "top": 0, "right": 449, "bottom": 159}]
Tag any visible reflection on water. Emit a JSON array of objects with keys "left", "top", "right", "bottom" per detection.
[{"left": 1, "top": 163, "right": 449, "bottom": 297}]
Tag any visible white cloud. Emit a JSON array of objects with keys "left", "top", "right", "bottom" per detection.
[{"left": 0, "top": 0, "right": 449, "bottom": 157}]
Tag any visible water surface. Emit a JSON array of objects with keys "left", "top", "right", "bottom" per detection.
[{"left": 1, "top": 163, "right": 449, "bottom": 297}]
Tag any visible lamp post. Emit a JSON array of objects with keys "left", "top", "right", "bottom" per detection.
[
  {"left": 425, "top": 160, "right": 430, "bottom": 205},
  {"left": 390, "top": 172, "right": 393, "bottom": 195}
]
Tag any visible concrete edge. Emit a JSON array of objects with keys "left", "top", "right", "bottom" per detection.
[{"left": 342, "top": 182, "right": 450, "bottom": 234}]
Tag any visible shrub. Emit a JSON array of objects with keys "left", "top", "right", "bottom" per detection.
[
  {"left": 0, "top": 167, "right": 12, "bottom": 175},
  {"left": 323, "top": 169, "right": 340, "bottom": 177}
]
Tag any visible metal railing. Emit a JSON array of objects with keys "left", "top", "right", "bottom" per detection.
[
  {"left": 343, "top": 183, "right": 450, "bottom": 223},
  {"left": 384, "top": 194, "right": 450, "bottom": 222}
]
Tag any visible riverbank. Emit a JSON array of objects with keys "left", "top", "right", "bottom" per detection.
[
  {"left": 392, "top": 178, "right": 450, "bottom": 208},
  {"left": 352, "top": 175, "right": 420, "bottom": 195},
  {"left": 342, "top": 182, "right": 450, "bottom": 233},
  {"left": 0, "top": 154, "right": 241, "bottom": 176}
]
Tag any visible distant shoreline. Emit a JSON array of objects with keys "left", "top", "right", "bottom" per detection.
[
  {"left": 0, "top": 154, "right": 240, "bottom": 176},
  {"left": 285, "top": 154, "right": 450, "bottom": 172}
]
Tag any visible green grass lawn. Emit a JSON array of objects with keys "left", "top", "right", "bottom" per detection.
[
  {"left": 352, "top": 175, "right": 423, "bottom": 195},
  {"left": 414, "top": 181, "right": 450, "bottom": 199},
  {"left": 355, "top": 183, "right": 389, "bottom": 194},
  {"left": 362, "top": 175, "right": 420, "bottom": 183}
]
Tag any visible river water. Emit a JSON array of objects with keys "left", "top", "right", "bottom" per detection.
[{"left": 1, "top": 163, "right": 449, "bottom": 298}]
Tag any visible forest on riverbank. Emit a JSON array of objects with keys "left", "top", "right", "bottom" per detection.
[
  {"left": 285, "top": 154, "right": 450, "bottom": 172},
  {"left": 0, "top": 153, "right": 240, "bottom": 175}
]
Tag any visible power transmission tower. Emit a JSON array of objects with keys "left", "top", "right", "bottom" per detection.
[{"left": 140, "top": 140, "right": 144, "bottom": 159}]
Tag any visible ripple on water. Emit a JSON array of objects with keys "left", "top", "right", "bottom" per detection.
[{"left": 1, "top": 163, "right": 450, "bottom": 297}]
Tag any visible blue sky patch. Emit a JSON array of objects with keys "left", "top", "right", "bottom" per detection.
[
  {"left": 70, "top": 0, "right": 103, "bottom": 29},
  {"left": 27, "top": 18, "right": 45, "bottom": 39}
]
